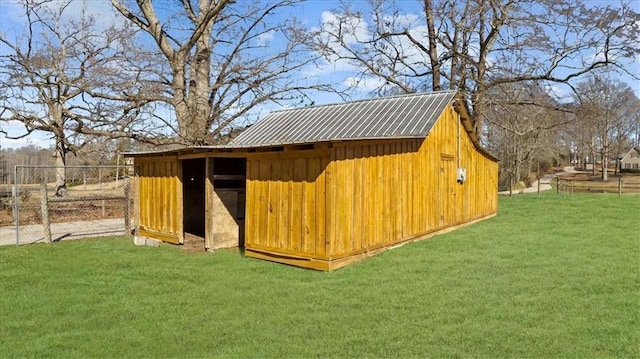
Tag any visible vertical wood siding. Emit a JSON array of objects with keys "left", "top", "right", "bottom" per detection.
[
  {"left": 244, "top": 104, "right": 497, "bottom": 267},
  {"left": 136, "top": 157, "right": 183, "bottom": 243},
  {"left": 326, "top": 104, "right": 497, "bottom": 259},
  {"left": 245, "top": 151, "right": 330, "bottom": 259}
]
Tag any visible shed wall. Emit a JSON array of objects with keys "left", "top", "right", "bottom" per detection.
[
  {"left": 326, "top": 105, "right": 497, "bottom": 261},
  {"left": 244, "top": 150, "right": 331, "bottom": 263},
  {"left": 136, "top": 157, "right": 183, "bottom": 243},
  {"left": 244, "top": 104, "right": 497, "bottom": 269}
]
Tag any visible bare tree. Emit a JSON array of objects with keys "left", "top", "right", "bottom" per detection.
[
  {"left": 111, "top": 0, "right": 339, "bottom": 145},
  {"left": 308, "top": 0, "right": 639, "bottom": 138},
  {"left": 486, "top": 82, "right": 570, "bottom": 189},
  {"left": 0, "top": 0, "right": 153, "bottom": 195},
  {"left": 572, "top": 76, "right": 640, "bottom": 181}
]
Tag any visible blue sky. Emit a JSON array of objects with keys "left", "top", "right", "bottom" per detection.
[{"left": 0, "top": 0, "right": 638, "bottom": 149}]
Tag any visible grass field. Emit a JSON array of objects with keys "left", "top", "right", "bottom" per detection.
[{"left": 1, "top": 192, "right": 638, "bottom": 358}]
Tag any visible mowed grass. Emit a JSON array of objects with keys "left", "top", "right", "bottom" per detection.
[{"left": 1, "top": 192, "right": 638, "bottom": 358}]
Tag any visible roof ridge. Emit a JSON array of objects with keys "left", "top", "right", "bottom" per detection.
[{"left": 269, "top": 90, "right": 457, "bottom": 114}]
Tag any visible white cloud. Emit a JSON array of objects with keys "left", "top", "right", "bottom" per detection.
[
  {"left": 544, "top": 83, "right": 573, "bottom": 103},
  {"left": 310, "top": 9, "right": 437, "bottom": 84},
  {"left": 2, "top": 0, "right": 124, "bottom": 31},
  {"left": 0, "top": 121, "right": 52, "bottom": 149},
  {"left": 343, "top": 76, "right": 386, "bottom": 92},
  {"left": 380, "top": 13, "right": 419, "bottom": 31},
  {"left": 319, "top": 11, "right": 369, "bottom": 45},
  {"left": 256, "top": 30, "right": 275, "bottom": 46},
  {"left": 304, "top": 58, "right": 359, "bottom": 77}
]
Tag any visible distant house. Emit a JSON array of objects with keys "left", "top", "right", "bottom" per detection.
[
  {"left": 620, "top": 147, "right": 640, "bottom": 171},
  {"left": 127, "top": 91, "right": 499, "bottom": 270}
]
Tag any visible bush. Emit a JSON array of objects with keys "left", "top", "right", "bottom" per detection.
[{"left": 620, "top": 168, "right": 640, "bottom": 174}]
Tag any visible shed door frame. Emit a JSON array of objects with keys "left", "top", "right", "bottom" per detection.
[
  {"left": 182, "top": 158, "right": 207, "bottom": 238},
  {"left": 204, "top": 157, "right": 247, "bottom": 250}
]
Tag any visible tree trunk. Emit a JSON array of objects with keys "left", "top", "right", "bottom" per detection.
[
  {"left": 591, "top": 148, "right": 596, "bottom": 175},
  {"left": 424, "top": 0, "right": 440, "bottom": 91},
  {"left": 601, "top": 148, "right": 608, "bottom": 181},
  {"left": 172, "top": 42, "right": 212, "bottom": 145},
  {"left": 54, "top": 138, "right": 67, "bottom": 197},
  {"left": 601, "top": 126, "right": 609, "bottom": 181}
]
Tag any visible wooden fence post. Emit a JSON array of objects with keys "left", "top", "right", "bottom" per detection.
[
  {"left": 124, "top": 178, "right": 131, "bottom": 234},
  {"left": 509, "top": 174, "right": 513, "bottom": 197},
  {"left": 618, "top": 177, "right": 622, "bottom": 197},
  {"left": 40, "top": 183, "right": 51, "bottom": 243},
  {"left": 556, "top": 178, "right": 560, "bottom": 195}
]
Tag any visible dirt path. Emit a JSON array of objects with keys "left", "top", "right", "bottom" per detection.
[
  {"left": 0, "top": 218, "right": 127, "bottom": 246},
  {"left": 499, "top": 166, "right": 584, "bottom": 195}
]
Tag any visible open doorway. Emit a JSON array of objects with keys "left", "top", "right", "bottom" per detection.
[
  {"left": 182, "top": 158, "right": 206, "bottom": 238},
  {"left": 211, "top": 157, "right": 246, "bottom": 248}
]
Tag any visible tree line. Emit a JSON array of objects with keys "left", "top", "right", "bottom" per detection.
[{"left": 1, "top": 0, "right": 638, "bottom": 193}]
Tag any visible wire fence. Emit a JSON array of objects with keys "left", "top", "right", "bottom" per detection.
[{"left": 0, "top": 165, "right": 137, "bottom": 246}]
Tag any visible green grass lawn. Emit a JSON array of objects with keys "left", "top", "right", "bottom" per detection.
[{"left": 1, "top": 192, "right": 638, "bottom": 358}]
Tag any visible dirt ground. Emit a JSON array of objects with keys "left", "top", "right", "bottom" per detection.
[
  {"left": 0, "top": 198, "right": 128, "bottom": 227},
  {"left": 0, "top": 179, "right": 130, "bottom": 227}
]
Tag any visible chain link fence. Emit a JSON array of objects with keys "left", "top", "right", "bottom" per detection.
[{"left": 0, "top": 165, "right": 137, "bottom": 246}]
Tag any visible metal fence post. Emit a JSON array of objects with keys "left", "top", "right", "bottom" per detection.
[{"left": 13, "top": 165, "right": 19, "bottom": 245}]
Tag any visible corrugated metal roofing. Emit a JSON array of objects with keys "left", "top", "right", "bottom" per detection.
[{"left": 229, "top": 91, "right": 457, "bottom": 147}]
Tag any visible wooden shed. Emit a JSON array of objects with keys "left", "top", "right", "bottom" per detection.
[{"left": 128, "top": 91, "right": 498, "bottom": 270}]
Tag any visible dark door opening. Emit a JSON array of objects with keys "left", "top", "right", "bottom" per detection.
[{"left": 182, "top": 158, "right": 206, "bottom": 237}]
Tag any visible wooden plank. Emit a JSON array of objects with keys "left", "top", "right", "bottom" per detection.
[
  {"left": 151, "top": 161, "right": 159, "bottom": 234},
  {"left": 344, "top": 146, "right": 355, "bottom": 254},
  {"left": 273, "top": 158, "right": 293, "bottom": 249},
  {"left": 352, "top": 145, "right": 363, "bottom": 252},
  {"left": 166, "top": 161, "right": 174, "bottom": 235},
  {"left": 247, "top": 242, "right": 329, "bottom": 260},
  {"left": 139, "top": 163, "right": 147, "bottom": 229},
  {"left": 360, "top": 144, "right": 370, "bottom": 252},
  {"left": 330, "top": 147, "right": 341, "bottom": 256},
  {"left": 370, "top": 144, "right": 380, "bottom": 248},
  {"left": 319, "top": 155, "right": 336, "bottom": 257},
  {"left": 244, "top": 248, "right": 331, "bottom": 271},
  {"left": 161, "top": 161, "right": 169, "bottom": 234},
  {"left": 256, "top": 159, "right": 271, "bottom": 246},
  {"left": 304, "top": 157, "right": 318, "bottom": 255},
  {"left": 290, "top": 158, "right": 305, "bottom": 253},
  {"left": 317, "top": 156, "right": 328, "bottom": 257},
  {"left": 176, "top": 159, "right": 184, "bottom": 243},
  {"left": 382, "top": 143, "right": 395, "bottom": 244},
  {"left": 401, "top": 142, "right": 411, "bottom": 238},
  {"left": 268, "top": 159, "right": 281, "bottom": 249},
  {"left": 139, "top": 229, "right": 180, "bottom": 244},
  {"left": 389, "top": 143, "right": 399, "bottom": 243}
]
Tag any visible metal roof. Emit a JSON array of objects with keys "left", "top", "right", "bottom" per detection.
[{"left": 229, "top": 91, "right": 457, "bottom": 147}]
